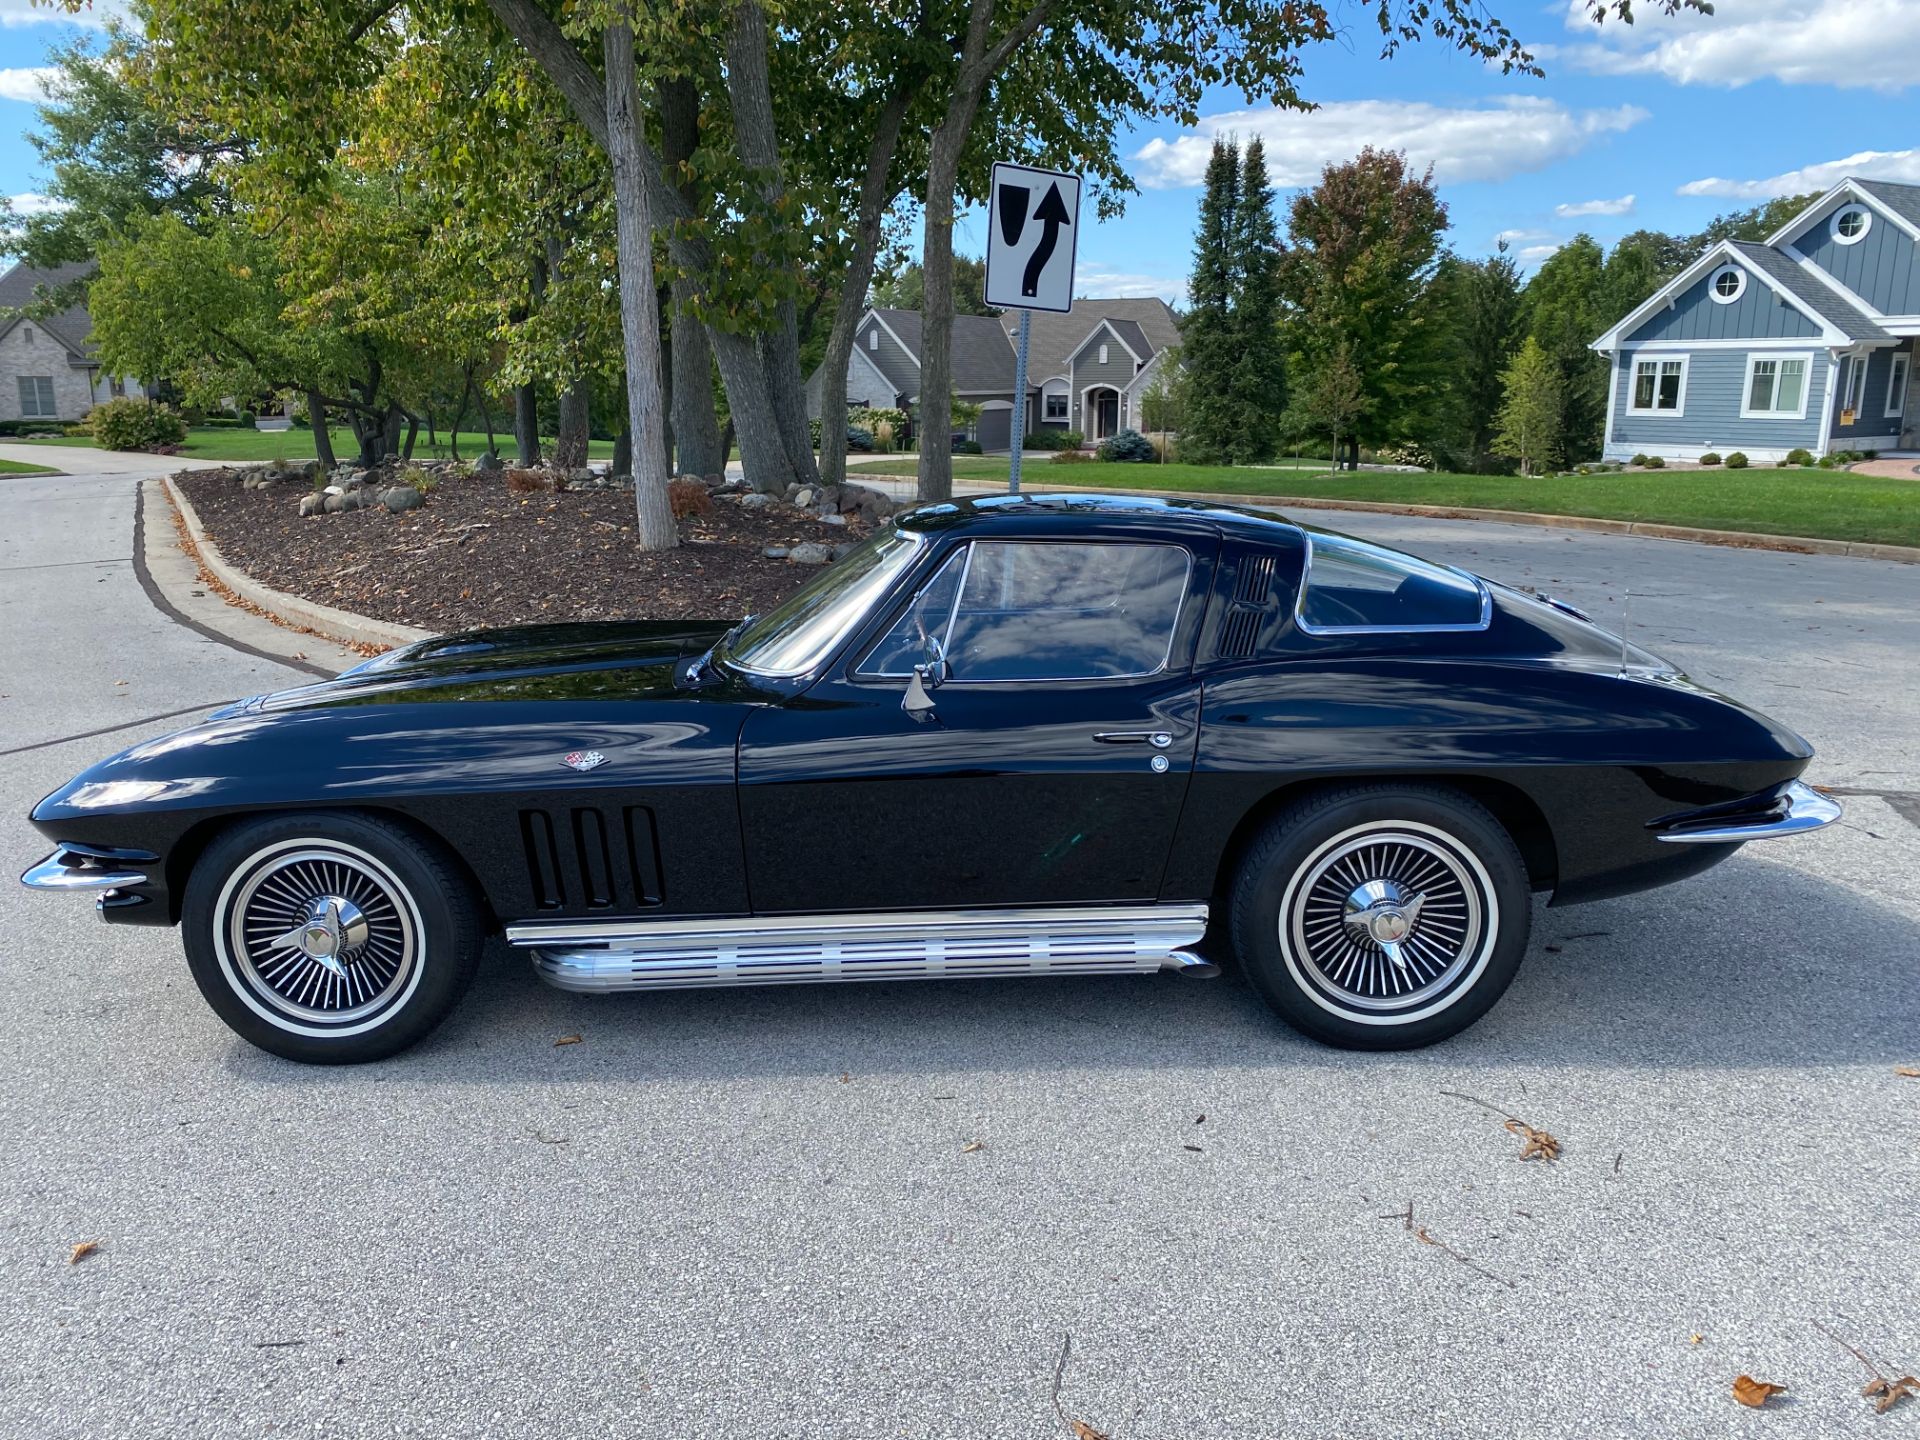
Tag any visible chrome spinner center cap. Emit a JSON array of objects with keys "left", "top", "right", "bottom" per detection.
[
  {"left": 1342, "top": 879, "right": 1426, "bottom": 962},
  {"left": 276, "top": 895, "right": 369, "bottom": 974},
  {"left": 1369, "top": 909, "right": 1411, "bottom": 944}
]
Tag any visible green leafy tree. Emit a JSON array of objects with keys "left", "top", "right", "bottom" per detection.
[
  {"left": 871, "top": 256, "right": 999, "bottom": 316},
  {"left": 1285, "top": 342, "right": 1368, "bottom": 466},
  {"left": 1137, "top": 344, "right": 1185, "bottom": 439},
  {"left": 1277, "top": 148, "right": 1450, "bottom": 468},
  {"left": 1493, "top": 336, "right": 1564, "bottom": 476},
  {"left": 1520, "top": 234, "right": 1607, "bottom": 465}
]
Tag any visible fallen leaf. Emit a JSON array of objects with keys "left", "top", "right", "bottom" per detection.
[
  {"left": 1895, "top": 1066, "right": 1920, "bottom": 1078},
  {"left": 553, "top": 1033, "right": 582, "bottom": 1047},
  {"left": 67, "top": 1240, "right": 100, "bottom": 1265},
  {"left": 1864, "top": 1376, "right": 1920, "bottom": 1414},
  {"left": 839, "top": 1072, "right": 850, "bottom": 1084},
  {"left": 1503, "top": 1118, "right": 1561, "bottom": 1161},
  {"left": 960, "top": 1140, "right": 985, "bottom": 1154},
  {"left": 1067, "top": 1423, "right": 1112, "bottom": 1440},
  {"left": 1733, "top": 1375, "right": 1788, "bottom": 1408},
  {"left": 1195, "top": 1114, "right": 1205, "bottom": 1125},
  {"left": 1691, "top": 1334, "right": 1705, "bottom": 1345}
]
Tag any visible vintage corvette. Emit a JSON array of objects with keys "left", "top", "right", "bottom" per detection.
[{"left": 23, "top": 493, "right": 1839, "bottom": 1063}]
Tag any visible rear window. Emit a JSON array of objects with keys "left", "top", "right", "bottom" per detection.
[{"left": 1297, "top": 534, "right": 1487, "bottom": 634}]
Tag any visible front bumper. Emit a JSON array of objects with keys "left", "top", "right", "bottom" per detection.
[
  {"left": 1652, "top": 780, "right": 1842, "bottom": 844},
  {"left": 20, "top": 844, "right": 159, "bottom": 917}
]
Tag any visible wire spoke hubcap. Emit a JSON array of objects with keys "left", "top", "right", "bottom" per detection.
[
  {"left": 1285, "top": 825, "right": 1492, "bottom": 1014},
  {"left": 226, "top": 847, "right": 416, "bottom": 1024}
]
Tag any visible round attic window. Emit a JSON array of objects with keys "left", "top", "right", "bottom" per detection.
[
  {"left": 1709, "top": 264, "right": 1746, "bottom": 304},
  {"left": 1832, "top": 206, "right": 1872, "bottom": 245}
]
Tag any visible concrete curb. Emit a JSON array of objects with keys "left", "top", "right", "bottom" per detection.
[
  {"left": 1018, "top": 482, "right": 1920, "bottom": 564},
  {"left": 162, "top": 473, "right": 434, "bottom": 653}
]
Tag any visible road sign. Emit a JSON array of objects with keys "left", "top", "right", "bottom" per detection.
[{"left": 984, "top": 162, "right": 1082, "bottom": 315}]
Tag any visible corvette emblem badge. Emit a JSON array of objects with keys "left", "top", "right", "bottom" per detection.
[{"left": 561, "top": 750, "right": 607, "bottom": 773}]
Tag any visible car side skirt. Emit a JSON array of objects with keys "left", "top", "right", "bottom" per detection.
[{"left": 505, "top": 904, "right": 1214, "bottom": 993}]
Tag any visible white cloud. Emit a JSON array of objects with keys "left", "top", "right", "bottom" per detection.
[
  {"left": 6, "top": 193, "right": 64, "bottom": 215},
  {"left": 0, "top": 0, "right": 123, "bottom": 26},
  {"left": 1555, "top": 193, "right": 1635, "bottom": 218},
  {"left": 1493, "top": 229, "right": 1565, "bottom": 266},
  {"left": 1131, "top": 97, "right": 1647, "bottom": 191},
  {"left": 1075, "top": 262, "right": 1186, "bottom": 304},
  {"left": 1679, "top": 148, "right": 1920, "bottom": 200},
  {"left": 1559, "top": 0, "right": 1920, "bottom": 92},
  {"left": 0, "top": 66, "right": 55, "bottom": 102}
]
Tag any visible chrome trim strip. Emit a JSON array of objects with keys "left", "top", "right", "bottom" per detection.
[
  {"left": 1654, "top": 781, "right": 1842, "bottom": 844},
  {"left": 21, "top": 852, "right": 149, "bottom": 891},
  {"left": 507, "top": 904, "right": 1210, "bottom": 994}
]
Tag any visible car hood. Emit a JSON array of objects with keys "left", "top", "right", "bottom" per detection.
[{"left": 237, "top": 619, "right": 736, "bottom": 712}]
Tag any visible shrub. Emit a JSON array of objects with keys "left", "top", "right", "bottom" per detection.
[
  {"left": 807, "top": 416, "right": 822, "bottom": 448},
  {"left": 953, "top": 438, "right": 982, "bottom": 454},
  {"left": 1147, "top": 432, "right": 1175, "bottom": 462},
  {"left": 399, "top": 465, "right": 438, "bottom": 494},
  {"left": 846, "top": 425, "right": 874, "bottom": 453},
  {"left": 1698, "top": 452, "right": 1721, "bottom": 466},
  {"left": 1059, "top": 430, "right": 1084, "bottom": 450},
  {"left": 1050, "top": 448, "right": 1093, "bottom": 465},
  {"left": 1022, "top": 429, "right": 1069, "bottom": 450},
  {"left": 1817, "top": 453, "right": 1841, "bottom": 468},
  {"left": 504, "top": 467, "right": 553, "bottom": 494},
  {"left": 668, "top": 477, "right": 712, "bottom": 519},
  {"left": 1096, "top": 428, "right": 1156, "bottom": 463},
  {"left": 1642, "top": 454, "right": 1665, "bottom": 469},
  {"left": 1724, "top": 451, "right": 1748, "bottom": 469},
  {"left": 870, "top": 419, "right": 895, "bottom": 453},
  {"left": 1784, "top": 447, "right": 1814, "bottom": 466},
  {"left": 1630, "top": 453, "right": 1650, "bottom": 467},
  {"left": 87, "top": 398, "right": 188, "bottom": 451}
]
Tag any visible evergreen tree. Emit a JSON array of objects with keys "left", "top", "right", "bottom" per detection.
[
  {"left": 1493, "top": 336, "right": 1564, "bottom": 477},
  {"left": 1225, "top": 137, "right": 1286, "bottom": 463},
  {"left": 1520, "top": 235, "right": 1608, "bottom": 466},
  {"left": 1435, "top": 244, "right": 1523, "bottom": 470},
  {"left": 1178, "top": 138, "right": 1242, "bottom": 464}
]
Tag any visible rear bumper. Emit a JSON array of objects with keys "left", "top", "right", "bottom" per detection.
[{"left": 1652, "top": 781, "right": 1842, "bottom": 844}]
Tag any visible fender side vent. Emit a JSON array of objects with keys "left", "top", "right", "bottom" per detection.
[
  {"left": 1233, "top": 552, "right": 1276, "bottom": 604},
  {"left": 1219, "top": 606, "right": 1262, "bottom": 660},
  {"left": 520, "top": 806, "right": 662, "bottom": 911}
]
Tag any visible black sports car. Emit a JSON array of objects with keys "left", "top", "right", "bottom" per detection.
[{"left": 22, "top": 494, "right": 1838, "bottom": 1062}]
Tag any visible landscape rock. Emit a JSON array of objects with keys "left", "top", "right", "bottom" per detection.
[
  {"left": 383, "top": 486, "right": 423, "bottom": 513},
  {"left": 322, "top": 492, "right": 349, "bottom": 513},
  {"left": 738, "top": 492, "right": 775, "bottom": 509},
  {"left": 761, "top": 545, "right": 790, "bottom": 560},
  {"left": 298, "top": 493, "right": 325, "bottom": 518},
  {"left": 794, "top": 487, "right": 814, "bottom": 509},
  {"left": 818, "top": 512, "right": 847, "bottom": 526},
  {"left": 787, "top": 541, "right": 833, "bottom": 565},
  {"left": 472, "top": 451, "right": 503, "bottom": 473},
  {"left": 829, "top": 542, "right": 857, "bottom": 561}
]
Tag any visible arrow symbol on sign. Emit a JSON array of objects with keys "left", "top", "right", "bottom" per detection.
[{"left": 1021, "top": 182, "right": 1070, "bottom": 298}]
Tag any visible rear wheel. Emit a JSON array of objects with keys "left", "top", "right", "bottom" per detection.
[
  {"left": 1230, "top": 786, "right": 1531, "bottom": 1049},
  {"left": 181, "top": 812, "right": 482, "bottom": 1063}
]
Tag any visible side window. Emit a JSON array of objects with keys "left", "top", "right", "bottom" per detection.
[
  {"left": 864, "top": 541, "right": 1190, "bottom": 681},
  {"left": 1297, "top": 534, "right": 1486, "bottom": 633},
  {"left": 859, "top": 547, "right": 968, "bottom": 675}
]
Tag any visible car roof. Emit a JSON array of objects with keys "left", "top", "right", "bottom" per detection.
[{"left": 893, "top": 491, "right": 1307, "bottom": 544}]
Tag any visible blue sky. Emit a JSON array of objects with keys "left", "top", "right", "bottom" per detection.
[{"left": 4, "top": 0, "right": 1919, "bottom": 302}]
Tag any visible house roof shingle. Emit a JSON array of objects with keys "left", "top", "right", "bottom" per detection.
[
  {"left": 1854, "top": 178, "right": 1920, "bottom": 231},
  {"left": 0, "top": 259, "right": 98, "bottom": 360},
  {"left": 1001, "top": 298, "right": 1181, "bottom": 384},
  {"left": 1729, "top": 241, "right": 1890, "bottom": 342}
]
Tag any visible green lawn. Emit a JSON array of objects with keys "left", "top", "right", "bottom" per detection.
[
  {"left": 18, "top": 426, "right": 615, "bottom": 463},
  {"left": 0, "top": 456, "right": 61, "bottom": 475},
  {"left": 847, "top": 458, "right": 1920, "bottom": 548}
]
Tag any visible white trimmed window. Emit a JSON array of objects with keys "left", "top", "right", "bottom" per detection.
[
  {"left": 22, "top": 326, "right": 33, "bottom": 345},
  {"left": 16, "top": 375, "right": 55, "bottom": 418},
  {"left": 1043, "top": 387, "right": 1068, "bottom": 421},
  {"left": 1832, "top": 206, "right": 1872, "bottom": 245},
  {"left": 1887, "top": 353, "right": 1910, "bottom": 418},
  {"left": 867, "top": 327, "right": 878, "bottom": 351},
  {"left": 1741, "top": 354, "right": 1811, "bottom": 419},
  {"left": 1709, "top": 264, "right": 1746, "bottom": 304},
  {"left": 1628, "top": 356, "right": 1687, "bottom": 416},
  {"left": 1098, "top": 342, "right": 1109, "bottom": 364},
  {"left": 1840, "top": 354, "right": 1869, "bottom": 416}
]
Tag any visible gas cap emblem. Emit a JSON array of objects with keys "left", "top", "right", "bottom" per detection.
[{"left": 561, "top": 750, "right": 608, "bottom": 773}]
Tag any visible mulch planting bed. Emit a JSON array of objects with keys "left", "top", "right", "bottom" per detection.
[{"left": 175, "top": 467, "right": 871, "bottom": 634}]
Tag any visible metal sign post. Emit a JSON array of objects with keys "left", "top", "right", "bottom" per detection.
[
  {"left": 1009, "top": 308, "right": 1031, "bottom": 493},
  {"left": 984, "top": 161, "right": 1082, "bottom": 495}
]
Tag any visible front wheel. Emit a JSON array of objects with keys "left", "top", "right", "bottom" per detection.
[
  {"left": 181, "top": 812, "right": 483, "bottom": 1063},
  {"left": 1229, "top": 786, "right": 1532, "bottom": 1049}
]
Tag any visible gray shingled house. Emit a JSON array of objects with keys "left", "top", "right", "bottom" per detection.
[
  {"left": 0, "top": 260, "right": 147, "bottom": 425},
  {"left": 807, "top": 296, "right": 1181, "bottom": 450}
]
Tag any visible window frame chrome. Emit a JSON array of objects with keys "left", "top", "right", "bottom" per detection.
[
  {"left": 1293, "top": 533, "right": 1492, "bottom": 638},
  {"left": 724, "top": 526, "right": 927, "bottom": 680}
]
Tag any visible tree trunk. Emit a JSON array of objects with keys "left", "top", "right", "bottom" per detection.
[
  {"left": 725, "top": 3, "right": 816, "bottom": 488},
  {"left": 710, "top": 327, "right": 798, "bottom": 494},
  {"left": 817, "top": 90, "right": 910, "bottom": 490},
  {"left": 306, "top": 390, "right": 335, "bottom": 470},
  {"left": 660, "top": 78, "right": 725, "bottom": 479},
  {"left": 915, "top": 128, "right": 969, "bottom": 502},
  {"left": 604, "top": 18, "right": 677, "bottom": 551},
  {"left": 402, "top": 412, "right": 419, "bottom": 461},
  {"left": 612, "top": 425, "right": 631, "bottom": 477},
  {"left": 515, "top": 247, "right": 548, "bottom": 464},
  {"left": 546, "top": 234, "right": 590, "bottom": 471}
]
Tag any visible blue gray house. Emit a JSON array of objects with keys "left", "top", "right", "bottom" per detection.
[{"left": 1591, "top": 178, "right": 1920, "bottom": 462}]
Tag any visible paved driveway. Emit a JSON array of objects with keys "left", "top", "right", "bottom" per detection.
[{"left": 2, "top": 457, "right": 1916, "bottom": 1438}]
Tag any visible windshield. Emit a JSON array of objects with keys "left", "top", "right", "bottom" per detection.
[{"left": 724, "top": 525, "right": 924, "bottom": 677}]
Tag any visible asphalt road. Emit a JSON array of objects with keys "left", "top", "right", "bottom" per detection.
[{"left": 3, "top": 455, "right": 1916, "bottom": 1439}]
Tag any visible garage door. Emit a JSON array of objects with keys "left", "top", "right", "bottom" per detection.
[{"left": 977, "top": 407, "right": 1012, "bottom": 451}]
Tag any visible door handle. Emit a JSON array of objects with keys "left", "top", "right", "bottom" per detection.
[{"left": 1093, "top": 730, "right": 1173, "bottom": 748}]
